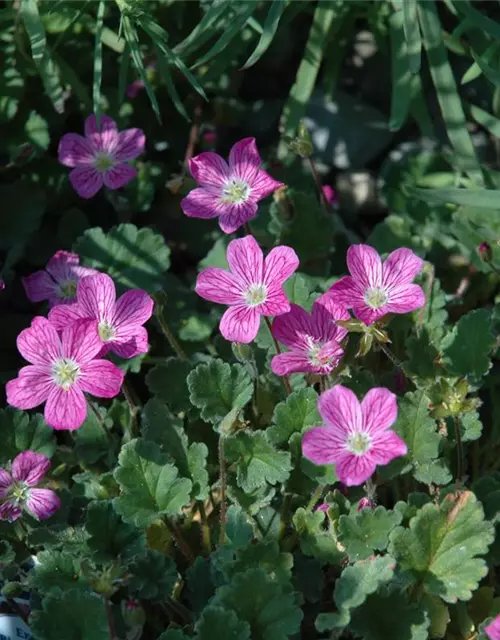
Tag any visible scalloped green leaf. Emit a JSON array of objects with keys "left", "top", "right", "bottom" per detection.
[
  {"left": 129, "top": 549, "right": 178, "bottom": 600},
  {"left": 0, "top": 408, "right": 55, "bottom": 465},
  {"left": 267, "top": 388, "right": 320, "bottom": 445},
  {"left": 338, "top": 505, "right": 404, "bottom": 562},
  {"left": 85, "top": 501, "right": 144, "bottom": 562}
]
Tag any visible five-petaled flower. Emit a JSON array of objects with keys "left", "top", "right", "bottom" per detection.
[
  {"left": 271, "top": 297, "right": 349, "bottom": 376},
  {"left": 302, "top": 385, "right": 407, "bottom": 486},
  {"left": 485, "top": 615, "right": 500, "bottom": 640},
  {"left": 23, "top": 250, "right": 98, "bottom": 308},
  {"left": 7, "top": 317, "right": 124, "bottom": 430},
  {"left": 181, "top": 137, "right": 283, "bottom": 234},
  {"left": 326, "top": 244, "right": 425, "bottom": 326},
  {"left": 49, "top": 273, "right": 153, "bottom": 359},
  {"left": 195, "top": 235, "right": 299, "bottom": 343},
  {"left": 58, "top": 114, "right": 145, "bottom": 199},
  {"left": 0, "top": 451, "right": 60, "bottom": 522}
]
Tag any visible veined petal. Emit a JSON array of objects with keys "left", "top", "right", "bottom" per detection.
[
  {"left": 17, "top": 317, "right": 62, "bottom": 365},
  {"left": 272, "top": 304, "right": 314, "bottom": 349},
  {"left": 44, "top": 384, "right": 87, "bottom": 430},
  {"left": 327, "top": 276, "right": 364, "bottom": 309},
  {"left": 259, "top": 286, "right": 290, "bottom": 317},
  {"left": 318, "top": 385, "right": 362, "bottom": 434},
  {"left": 334, "top": 453, "right": 377, "bottom": 487},
  {"left": 302, "top": 426, "right": 346, "bottom": 465},
  {"left": 22, "top": 270, "right": 57, "bottom": 304},
  {"left": 103, "top": 164, "right": 137, "bottom": 190},
  {"left": 114, "top": 128, "right": 146, "bottom": 161},
  {"left": 0, "top": 501, "right": 22, "bottom": 522},
  {"left": 485, "top": 615, "right": 500, "bottom": 640},
  {"left": 84, "top": 114, "right": 119, "bottom": 153},
  {"left": 218, "top": 200, "right": 258, "bottom": 234},
  {"left": 69, "top": 166, "right": 104, "bottom": 199},
  {"left": 271, "top": 351, "right": 312, "bottom": 376},
  {"left": 0, "top": 470, "right": 13, "bottom": 497},
  {"left": 195, "top": 267, "right": 243, "bottom": 305},
  {"left": 385, "top": 283, "right": 425, "bottom": 315},
  {"left": 369, "top": 431, "right": 407, "bottom": 465},
  {"left": 58, "top": 133, "right": 94, "bottom": 167},
  {"left": 227, "top": 235, "right": 264, "bottom": 286},
  {"left": 79, "top": 360, "right": 124, "bottom": 397},
  {"left": 6, "top": 365, "right": 53, "bottom": 410},
  {"left": 346, "top": 244, "right": 383, "bottom": 288},
  {"left": 352, "top": 302, "right": 385, "bottom": 326},
  {"left": 12, "top": 451, "right": 50, "bottom": 486},
  {"left": 313, "top": 295, "right": 350, "bottom": 342},
  {"left": 228, "top": 138, "right": 261, "bottom": 184},
  {"left": 49, "top": 303, "right": 89, "bottom": 331},
  {"left": 61, "top": 319, "right": 102, "bottom": 364},
  {"left": 113, "top": 289, "right": 154, "bottom": 329},
  {"left": 45, "top": 250, "right": 80, "bottom": 281},
  {"left": 219, "top": 305, "right": 260, "bottom": 343},
  {"left": 383, "top": 248, "right": 423, "bottom": 288},
  {"left": 181, "top": 187, "right": 226, "bottom": 220},
  {"left": 111, "top": 327, "right": 149, "bottom": 359},
  {"left": 250, "top": 169, "right": 283, "bottom": 200},
  {"left": 189, "top": 152, "right": 229, "bottom": 187},
  {"left": 361, "top": 387, "right": 398, "bottom": 435},
  {"left": 25, "top": 488, "right": 60, "bottom": 520},
  {"left": 263, "top": 246, "right": 299, "bottom": 287},
  {"left": 317, "top": 341, "right": 344, "bottom": 371},
  {"left": 78, "top": 273, "right": 116, "bottom": 323}
]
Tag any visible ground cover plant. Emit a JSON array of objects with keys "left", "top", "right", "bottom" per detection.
[{"left": 5, "top": 0, "right": 500, "bottom": 639}]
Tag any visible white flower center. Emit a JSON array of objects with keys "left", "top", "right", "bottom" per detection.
[
  {"left": 364, "top": 287, "right": 388, "bottom": 309},
  {"left": 98, "top": 320, "right": 115, "bottom": 342},
  {"left": 346, "top": 431, "right": 372, "bottom": 456},
  {"left": 52, "top": 357, "right": 81, "bottom": 390},
  {"left": 58, "top": 279, "right": 77, "bottom": 300},
  {"left": 221, "top": 179, "right": 251, "bottom": 204},
  {"left": 94, "top": 152, "right": 115, "bottom": 173},
  {"left": 306, "top": 338, "right": 328, "bottom": 369},
  {"left": 9, "top": 482, "right": 29, "bottom": 505},
  {"left": 244, "top": 283, "right": 267, "bottom": 307}
]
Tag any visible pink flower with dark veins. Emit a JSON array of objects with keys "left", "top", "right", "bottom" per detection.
[
  {"left": 181, "top": 137, "right": 283, "bottom": 234},
  {"left": 326, "top": 244, "right": 425, "bottom": 326},
  {"left": 271, "top": 297, "right": 349, "bottom": 376},
  {"left": 7, "top": 317, "right": 124, "bottom": 430},
  {"left": 302, "top": 385, "right": 407, "bottom": 486},
  {"left": 58, "top": 114, "right": 145, "bottom": 198},
  {"left": 195, "top": 235, "right": 299, "bottom": 343},
  {"left": 49, "top": 273, "right": 153, "bottom": 359},
  {"left": 486, "top": 615, "right": 500, "bottom": 640},
  {"left": 22, "top": 251, "right": 98, "bottom": 308},
  {"left": 0, "top": 451, "right": 60, "bottom": 522}
]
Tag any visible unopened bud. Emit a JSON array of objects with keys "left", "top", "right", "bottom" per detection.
[
  {"left": 357, "top": 497, "right": 374, "bottom": 512},
  {"left": 322, "top": 185, "right": 339, "bottom": 207},
  {"left": 478, "top": 242, "right": 493, "bottom": 263}
]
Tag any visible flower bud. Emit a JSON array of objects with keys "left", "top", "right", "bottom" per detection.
[
  {"left": 478, "top": 242, "right": 493, "bottom": 263},
  {"left": 357, "top": 497, "right": 374, "bottom": 512}
]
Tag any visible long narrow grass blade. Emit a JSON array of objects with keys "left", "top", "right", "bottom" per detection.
[
  {"left": 53, "top": 50, "right": 92, "bottom": 110},
  {"left": 117, "top": 46, "right": 130, "bottom": 105},
  {"left": 454, "top": 0, "right": 500, "bottom": 41},
  {"left": 174, "top": 0, "right": 230, "bottom": 58},
  {"left": 20, "top": 0, "right": 46, "bottom": 66},
  {"left": 411, "top": 186, "right": 500, "bottom": 208},
  {"left": 242, "top": 0, "right": 286, "bottom": 69},
  {"left": 39, "top": 50, "right": 65, "bottom": 113},
  {"left": 93, "top": 0, "right": 105, "bottom": 125},
  {"left": 470, "top": 103, "right": 500, "bottom": 139},
  {"left": 389, "top": 9, "right": 413, "bottom": 131},
  {"left": 472, "top": 50, "right": 500, "bottom": 89},
  {"left": 402, "top": 0, "right": 421, "bottom": 73},
  {"left": 155, "top": 46, "right": 190, "bottom": 121}
]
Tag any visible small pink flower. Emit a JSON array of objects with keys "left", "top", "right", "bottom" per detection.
[
  {"left": 327, "top": 244, "right": 425, "bottom": 326},
  {"left": 181, "top": 138, "right": 283, "bottom": 234},
  {"left": 195, "top": 235, "right": 299, "bottom": 343},
  {"left": 486, "top": 616, "right": 500, "bottom": 640},
  {"left": 271, "top": 297, "right": 349, "bottom": 376},
  {"left": 0, "top": 451, "right": 60, "bottom": 522},
  {"left": 302, "top": 385, "right": 407, "bottom": 486},
  {"left": 357, "top": 497, "right": 374, "bottom": 511},
  {"left": 322, "top": 185, "right": 338, "bottom": 206},
  {"left": 49, "top": 273, "right": 153, "bottom": 359},
  {"left": 315, "top": 502, "right": 329, "bottom": 513},
  {"left": 6, "top": 317, "right": 124, "bottom": 430},
  {"left": 58, "top": 114, "right": 145, "bottom": 199},
  {"left": 22, "top": 251, "right": 99, "bottom": 308}
]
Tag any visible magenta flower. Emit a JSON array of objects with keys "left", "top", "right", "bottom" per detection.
[
  {"left": 23, "top": 250, "right": 98, "bottom": 308},
  {"left": 315, "top": 502, "right": 329, "bottom": 513},
  {"left": 195, "top": 235, "right": 299, "bottom": 343},
  {"left": 322, "top": 185, "right": 338, "bottom": 207},
  {"left": 327, "top": 245, "right": 425, "bottom": 326},
  {"left": 357, "top": 497, "right": 374, "bottom": 511},
  {"left": 49, "top": 273, "right": 153, "bottom": 359},
  {"left": 486, "top": 616, "right": 500, "bottom": 640},
  {"left": 181, "top": 137, "right": 283, "bottom": 234},
  {"left": 6, "top": 317, "right": 124, "bottom": 430},
  {"left": 302, "top": 385, "right": 407, "bottom": 486},
  {"left": 0, "top": 451, "right": 60, "bottom": 522},
  {"left": 58, "top": 114, "right": 145, "bottom": 199},
  {"left": 271, "top": 297, "right": 349, "bottom": 376}
]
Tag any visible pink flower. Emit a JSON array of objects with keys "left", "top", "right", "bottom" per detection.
[
  {"left": 322, "top": 185, "right": 338, "bottom": 206},
  {"left": 486, "top": 616, "right": 500, "bottom": 640},
  {"left": 6, "top": 317, "right": 124, "bottom": 430},
  {"left": 302, "top": 385, "right": 407, "bottom": 486},
  {"left": 49, "top": 273, "right": 153, "bottom": 359},
  {"left": 195, "top": 235, "right": 299, "bottom": 343},
  {"left": 327, "top": 245, "right": 425, "bottom": 326},
  {"left": 22, "top": 251, "right": 99, "bottom": 308},
  {"left": 315, "top": 502, "right": 329, "bottom": 513},
  {"left": 181, "top": 138, "right": 283, "bottom": 234},
  {"left": 271, "top": 297, "right": 349, "bottom": 376},
  {"left": 58, "top": 114, "right": 145, "bottom": 199},
  {"left": 0, "top": 451, "right": 60, "bottom": 522},
  {"left": 357, "top": 497, "right": 374, "bottom": 511}
]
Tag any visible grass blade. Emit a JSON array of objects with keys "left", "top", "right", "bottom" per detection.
[
  {"left": 470, "top": 103, "right": 500, "bottom": 139},
  {"left": 39, "top": 51, "right": 65, "bottom": 113},
  {"left": 174, "top": 0, "right": 232, "bottom": 58},
  {"left": 412, "top": 186, "right": 500, "bottom": 209},
  {"left": 389, "top": 8, "right": 413, "bottom": 131},
  {"left": 155, "top": 46, "right": 189, "bottom": 121},
  {"left": 471, "top": 50, "right": 500, "bottom": 89},
  {"left": 20, "top": 0, "right": 46, "bottom": 66},
  {"left": 402, "top": 0, "right": 421, "bottom": 73},
  {"left": 117, "top": 45, "right": 130, "bottom": 105},
  {"left": 93, "top": 0, "right": 105, "bottom": 125},
  {"left": 53, "top": 50, "right": 92, "bottom": 110},
  {"left": 242, "top": 0, "right": 286, "bottom": 69}
]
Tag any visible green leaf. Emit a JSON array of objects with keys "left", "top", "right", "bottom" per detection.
[
  {"left": 472, "top": 50, "right": 500, "bottom": 89},
  {"left": 316, "top": 555, "right": 396, "bottom": 631},
  {"left": 30, "top": 589, "right": 109, "bottom": 640},
  {"left": 73, "top": 408, "right": 112, "bottom": 465},
  {"left": 196, "top": 606, "right": 251, "bottom": 640},
  {"left": 470, "top": 104, "right": 500, "bottom": 140},
  {"left": 292, "top": 555, "right": 324, "bottom": 604},
  {"left": 30, "top": 550, "right": 86, "bottom": 595},
  {"left": 402, "top": 0, "right": 421, "bottom": 73},
  {"left": 74, "top": 223, "right": 170, "bottom": 292},
  {"left": 21, "top": 0, "right": 46, "bottom": 65},
  {"left": 210, "top": 568, "right": 303, "bottom": 640},
  {"left": 114, "top": 439, "right": 192, "bottom": 527},
  {"left": 441, "top": 309, "right": 494, "bottom": 381},
  {"left": 187, "top": 358, "right": 253, "bottom": 425},
  {"left": 292, "top": 507, "right": 343, "bottom": 565},
  {"left": 226, "top": 504, "right": 254, "bottom": 549},
  {"left": 225, "top": 431, "right": 292, "bottom": 493},
  {"left": 228, "top": 540, "right": 293, "bottom": 586},
  {"left": 389, "top": 9, "right": 414, "bottom": 131},
  {"left": 0, "top": 408, "right": 55, "bottom": 465},
  {"left": 412, "top": 187, "right": 500, "bottom": 208},
  {"left": 0, "top": 181, "right": 46, "bottom": 250},
  {"left": 39, "top": 49, "right": 65, "bottom": 113},
  {"left": 388, "top": 491, "right": 494, "bottom": 603},
  {"left": 128, "top": 550, "right": 177, "bottom": 600},
  {"left": 25, "top": 110, "right": 49, "bottom": 150},
  {"left": 242, "top": 0, "right": 286, "bottom": 69},
  {"left": 92, "top": 1, "right": 105, "bottom": 125},
  {"left": 337, "top": 505, "right": 404, "bottom": 562},
  {"left": 85, "top": 501, "right": 143, "bottom": 562},
  {"left": 267, "top": 388, "right": 320, "bottom": 445},
  {"left": 146, "top": 358, "right": 194, "bottom": 415}
]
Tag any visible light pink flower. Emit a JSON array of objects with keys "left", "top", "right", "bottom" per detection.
[
  {"left": 322, "top": 185, "right": 338, "bottom": 206},
  {"left": 0, "top": 451, "right": 60, "bottom": 522},
  {"left": 302, "top": 385, "right": 407, "bottom": 486},
  {"left": 22, "top": 251, "right": 99, "bottom": 308},
  {"left": 49, "top": 273, "right": 153, "bottom": 359},
  {"left": 357, "top": 497, "right": 374, "bottom": 511},
  {"left": 486, "top": 616, "right": 500, "bottom": 640},
  {"left": 271, "top": 297, "right": 349, "bottom": 376},
  {"left": 195, "top": 235, "right": 299, "bottom": 343},
  {"left": 327, "top": 245, "right": 425, "bottom": 326},
  {"left": 315, "top": 502, "right": 329, "bottom": 513},
  {"left": 6, "top": 317, "right": 124, "bottom": 430},
  {"left": 181, "top": 137, "right": 283, "bottom": 234},
  {"left": 58, "top": 114, "right": 145, "bottom": 199}
]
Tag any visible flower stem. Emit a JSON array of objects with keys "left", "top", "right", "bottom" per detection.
[
  {"left": 454, "top": 417, "right": 464, "bottom": 485},
  {"left": 154, "top": 305, "right": 188, "bottom": 361},
  {"left": 264, "top": 316, "right": 292, "bottom": 395},
  {"left": 198, "top": 500, "right": 212, "bottom": 555},
  {"left": 307, "top": 485, "right": 324, "bottom": 511},
  {"left": 164, "top": 518, "right": 196, "bottom": 565},
  {"left": 105, "top": 599, "right": 116, "bottom": 640},
  {"left": 278, "top": 493, "right": 292, "bottom": 541},
  {"left": 218, "top": 435, "right": 227, "bottom": 545},
  {"left": 122, "top": 378, "right": 140, "bottom": 437}
]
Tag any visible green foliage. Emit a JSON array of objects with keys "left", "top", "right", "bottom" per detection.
[
  {"left": 0, "top": 409, "right": 55, "bottom": 464},
  {"left": 267, "top": 388, "right": 320, "bottom": 445},
  {"left": 146, "top": 358, "right": 195, "bottom": 415},
  {"left": 338, "top": 505, "right": 404, "bottom": 561},
  {"left": 292, "top": 507, "right": 343, "bottom": 565},
  {"left": 128, "top": 550, "right": 177, "bottom": 600},
  {"left": 195, "top": 606, "right": 251, "bottom": 640},
  {"left": 30, "top": 550, "right": 87, "bottom": 595},
  {"left": 85, "top": 501, "right": 143, "bottom": 562}
]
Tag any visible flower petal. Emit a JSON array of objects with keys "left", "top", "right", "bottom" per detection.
[
  {"left": 12, "top": 451, "right": 51, "bottom": 485},
  {"left": 17, "top": 316, "right": 62, "bottom": 365},
  {"left": 114, "top": 128, "right": 146, "bottom": 161},
  {"left": 45, "top": 250, "right": 79, "bottom": 280},
  {"left": 313, "top": 295, "right": 350, "bottom": 342},
  {"left": 259, "top": 286, "right": 290, "bottom": 317},
  {"left": 79, "top": 360, "right": 124, "bottom": 397},
  {"left": 327, "top": 276, "right": 364, "bottom": 309},
  {"left": 369, "top": 430, "right": 407, "bottom": 465},
  {"left": 189, "top": 152, "right": 229, "bottom": 187},
  {"left": 385, "top": 283, "right": 425, "bottom": 315},
  {"left": 113, "top": 289, "right": 153, "bottom": 330},
  {"left": 302, "top": 427, "right": 346, "bottom": 465},
  {"left": 219, "top": 305, "right": 260, "bottom": 343},
  {"left": 195, "top": 267, "right": 243, "bottom": 305},
  {"left": 318, "top": 385, "right": 362, "bottom": 434},
  {"left": 263, "top": 246, "right": 299, "bottom": 288},
  {"left": 228, "top": 138, "right": 261, "bottom": 184},
  {"left": 58, "top": 133, "right": 94, "bottom": 167},
  {"left": 334, "top": 453, "right": 377, "bottom": 486},
  {"left": 111, "top": 327, "right": 149, "bottom": 358},
  {"left": 218, "top": 200, "right": 258, "bottom": 234},
  {"left": 383, "top": 248, "right": 423, "bottom": 288},
  {"left": 227, "top": 235, "right": 264, "bottom": 286},
  {"left": 44, "top": 384, "right": 87, "bottom": 430},
  {"left": 103, "top": 163, "right": 137, "bottom": 190},
  {"left": 250, "top": 169, "right": 283, "bottom": 200},
  {"left": 271, "top": 351, "right": 312, "bottom": 376},
  {"left": 69, "top": 166, "right": 104, "bottom": 199},
  {"left": 6, "top": 365, "right": 53, "bottom": 410},
  {"left": 84, "top": 114, "right": 119, "bottom": 153},
  {"left": 485, "top": 615, "right": 500, "bottom": 640},
  {"left": 346, "top": 244, "right": 382, "bottom": 288},
  {"left": 0, "top": 470, "right": 13, "bottom": 497},
  {"left": 78, "top": 273, "right": 116, "bottom": 323},
  {"left": 48, "top": 303, "right": 89, "bottom": 331},
  {"left": 181, "top": 187, "right": 225, "bottom": 220},
  {"left": 61, "top": 319, "right": 102, "bottom": 364},
  {"left": 317, "top": 341, "right": 344, "bottom": 371},
  {"left": 0, "top": 501, "right": 22, "bottom": 522},
  {"left": 22, "top": 270, "right": 57, "bottom": 304},
  {"left": 272, "top": 304, "right": 314, "bottom": 349},
  {"left": 351, "top": 302, "right": 384, "bottom": 326},
  {"left": 25, "top": 488, "right": 61, "bottom": 520},
  {"left": 361, "top": 387, "right": 398, "bottom": 435}
]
